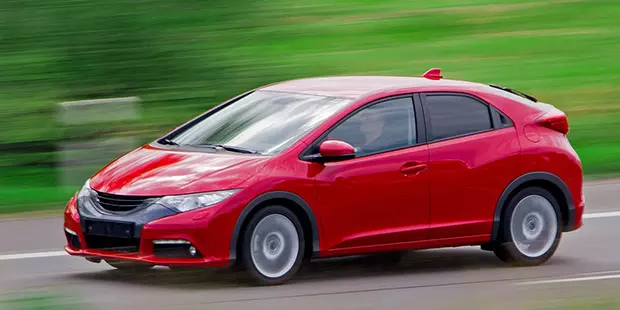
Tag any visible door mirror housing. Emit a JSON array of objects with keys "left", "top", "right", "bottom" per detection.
[
  {"left": 320, "top": 140, "right": 355, "bottom": 158},
  {"left": 302, "top": 140, "right": 356, "bottom": 163}
]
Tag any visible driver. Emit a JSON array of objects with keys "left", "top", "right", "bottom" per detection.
[{"left": 357, "top": 109, "right": 388, "bottom": 153}]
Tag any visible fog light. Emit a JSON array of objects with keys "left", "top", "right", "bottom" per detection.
[
  {"left": 65, "top": 227, "right": 81, "bottom": 249},
  {"left": 64, "top": 227, "right": 78, "bottom": 236},
  {"left": 153, "top": 241, "right": 201, "bottom": 258},
  {"left": 153, "top": 239, "right": 190, "bottom": 245}
]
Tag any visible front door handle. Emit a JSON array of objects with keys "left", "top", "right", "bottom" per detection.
[{"left": 400, "top": 162, "right": 427, "bottom": 175}]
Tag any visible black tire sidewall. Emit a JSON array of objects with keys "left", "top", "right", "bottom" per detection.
[
  {"left": 498, "top": 187, "right": 563, "bottom": 265},
  {"left": 241, "top": 205, "right": 305, "bottom": 285}
]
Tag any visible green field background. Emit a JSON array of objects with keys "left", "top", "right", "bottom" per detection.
[{"left": 1, "top": 0, "right": 619, "bottom": 214}]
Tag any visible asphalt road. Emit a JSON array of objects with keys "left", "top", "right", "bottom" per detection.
[{"left": 2, "top": 179, "right": 620, "bottom": 310}]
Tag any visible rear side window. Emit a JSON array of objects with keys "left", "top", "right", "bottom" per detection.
[{"left": 424, "top": 94, "right": 493, "bottom": 141}]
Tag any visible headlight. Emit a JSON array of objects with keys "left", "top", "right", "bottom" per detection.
[
  {"left": 157, "top": 189, "right": 239, "bottom": 213},
  {"left": 77, "top": 179, "right": 95, "bottom": 209}
]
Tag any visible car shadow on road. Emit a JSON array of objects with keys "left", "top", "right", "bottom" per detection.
[{"left": 66, "top": 247, "right": 568, "bottom": 289}]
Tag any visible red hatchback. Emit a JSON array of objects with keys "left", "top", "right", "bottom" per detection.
[{"left": 64, "top": 69, "right": 584, "bottom": 285}]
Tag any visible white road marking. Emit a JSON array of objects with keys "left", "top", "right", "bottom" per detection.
[
  {"left": 583, "top": 211, "right": 620, "bottom": 219},
  {"left": 0, "top": 211, "right": 619, "bottom": 262},
  {"left": 577, "top": 270, "right": 620, "bottom": 276},
  {"left": 0, "top": 251, "right": 67, "bottom": 261},
  {"left": 518, "top": 274, "right": 620, "bottom": 285}
]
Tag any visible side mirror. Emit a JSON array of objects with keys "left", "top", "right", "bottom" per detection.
[{"left": 302, "top": 140, "right": 356, "bottom": 163}]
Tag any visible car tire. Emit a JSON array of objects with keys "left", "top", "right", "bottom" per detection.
[
  {"left": 105, "top": 259, "right": 154, "bottom": 271},
  {"left": 241, "top": 205, "right": 305, "bottom": 285},
  {"left": 493, "top": 187, "right": 563, "bottom": 266}
]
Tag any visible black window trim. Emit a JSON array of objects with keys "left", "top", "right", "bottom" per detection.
[
  {"left": 490, "top": 105, "right": 514, "bottom": 129},
  {"left": 420, "top": 92, "right": 514, "bottom": 144},
  {"left": 299, "top": 94, "right": 426, "bottom": 161}
]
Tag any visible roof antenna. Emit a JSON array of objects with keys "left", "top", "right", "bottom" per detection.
[{"left": 422, "top": 68, "right": 442, "bottom": 80}]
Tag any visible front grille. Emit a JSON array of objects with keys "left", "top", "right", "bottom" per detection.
[
  {"left": 85, "top": 235, "right": 140, "bottom": 253},
  {"left": 95, "top": 191, "right": 157, "bottom": 213}
]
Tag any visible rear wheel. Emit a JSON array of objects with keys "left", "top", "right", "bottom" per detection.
[
  {"left": 241, "top": 206, "right": 305, "bottom": 285},
  {"left": 105, "top": 259, "right": 154, "bottom": 271},
  {"left": 494, "top": 187, "right": 562, "bottom": 266}
]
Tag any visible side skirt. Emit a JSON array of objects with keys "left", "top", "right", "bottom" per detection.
[{"left": 319, "top": 234, "right": 491, "bottom": 258}]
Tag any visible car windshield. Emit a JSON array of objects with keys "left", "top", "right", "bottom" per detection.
[{"left": 167, "top": 90, "right": 353, "bottom": 155}]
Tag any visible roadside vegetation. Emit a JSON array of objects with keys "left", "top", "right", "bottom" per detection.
[{"left": 1, "top": 0, "right": 619, "bottom": 213}]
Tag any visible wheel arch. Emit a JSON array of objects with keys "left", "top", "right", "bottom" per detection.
[
  {"left": 229, "top": 191, "right": 320, "bottom": 263},
  {"left": 491, "top": 172, "right": 575, "bottom": 242}
]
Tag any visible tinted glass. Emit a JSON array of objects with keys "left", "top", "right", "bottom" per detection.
[
  {"left": 169, "top": 91, "right": 352, "bottom": 155},
  {"left": 425, "top": 95, "right": 492, "bottom": 140},
  {"left": 491, "top": 106, "right": 514, "bottom": 128},
  {"left": 326, "top": 97, "right": 416, "bottom": 156}
]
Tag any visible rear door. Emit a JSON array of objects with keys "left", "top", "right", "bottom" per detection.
[{"left": 420, "top": 92, "right": 521, "bottom": 239}]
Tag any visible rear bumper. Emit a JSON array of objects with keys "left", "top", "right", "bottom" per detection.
[{"left": 565, "top": 200, "right": 585, "bottom": 232}]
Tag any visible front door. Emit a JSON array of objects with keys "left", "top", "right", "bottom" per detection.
[{"left": 311, "top": 96, "right": 430, "bottom": 252}]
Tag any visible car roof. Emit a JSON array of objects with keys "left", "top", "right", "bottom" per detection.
[{"left": 259, "top": 75, "right": 489, "bottom": 99}]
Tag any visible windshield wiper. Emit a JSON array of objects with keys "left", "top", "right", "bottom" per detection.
[
  {"left": 159, "top": 138, "right": 179, "bottom": 146},
  {"left": 196, "top": 144, "right": 259, "bottom": 154}
]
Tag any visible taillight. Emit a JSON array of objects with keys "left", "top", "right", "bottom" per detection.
[{"left": 537, "top": 114, "right": 569, "bottom": 134}]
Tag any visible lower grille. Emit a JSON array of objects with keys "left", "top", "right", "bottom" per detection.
[
  {"left": 84, "top": 235, "right": 140, "bottom": 253},
  {"left": 65, "top": 232, "right": 81, "bottom": 249}
]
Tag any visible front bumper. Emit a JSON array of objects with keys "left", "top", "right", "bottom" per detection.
[
  {"left": 64, "top": 245, "right": 228, "bottom": 267},
  {"left": 63, "top": 195, "right": 230, "bottom": 267}
]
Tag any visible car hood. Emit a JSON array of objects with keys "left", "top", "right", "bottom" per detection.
[{"left": 89, "top": 144, "right": 270, "bottom": 196}]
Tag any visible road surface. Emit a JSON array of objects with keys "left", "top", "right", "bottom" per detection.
[{"left": 2, "top": 179, "right": 620, "bottom": 310}]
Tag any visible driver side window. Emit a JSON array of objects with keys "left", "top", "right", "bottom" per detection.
[{"left": 326, "top": 97, "right": 416, "bottom": 156}]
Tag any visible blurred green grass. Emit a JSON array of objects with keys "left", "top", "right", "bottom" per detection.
[
  {"left": 1, "top": 291, "right": 86, "bottom": 310},
  {"left": 1, "top": 0, "right": 620, "bottom": 214}
]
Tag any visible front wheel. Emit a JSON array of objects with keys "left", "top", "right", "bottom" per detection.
[
  {"left": 494, "top": 187, "right": 562, "bottom": 266},
  {"left": 241, "top": 206, "right": 305, "bottom": 285}
]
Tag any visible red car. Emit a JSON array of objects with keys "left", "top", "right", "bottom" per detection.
[{"left": 64, "top": 69, "right": 584, "bottom": 285}]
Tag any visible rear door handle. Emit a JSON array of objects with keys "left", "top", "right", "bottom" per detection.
[{"left": 400, "top": 162, "right": 427, "bottom": 175}]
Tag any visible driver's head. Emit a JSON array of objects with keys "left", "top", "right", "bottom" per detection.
[{"left": 359, "top": 109, "right": 385, "bottom": 139}]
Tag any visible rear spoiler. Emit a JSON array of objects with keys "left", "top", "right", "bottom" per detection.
[{"left": 489, "top": 84, "right": 538, "bottom": 102}]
